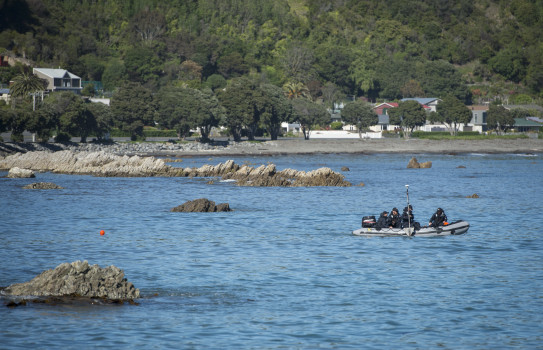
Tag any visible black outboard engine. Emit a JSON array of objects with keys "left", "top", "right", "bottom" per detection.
[{"left": 362, "top": 216, "right": 376, "bottom": 228}]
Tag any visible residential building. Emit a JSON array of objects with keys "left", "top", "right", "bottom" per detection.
[
  {"left": 401, "top": 97, "right": 441, "bottom": 112},
  {"left": 466, "top": 105, "right": 489, "bottom": 133},
  {"left": 371, "top": 102, "right": 399, "bottom": 131},
  {"left": 33, "top": 68, "right": 82, "bottom": 94},
  {"left": 0, "top": 88, "right": 10, "bottom": 104},
  {"left": 513, "top": 118, "right": 542, "bottom": 132}
]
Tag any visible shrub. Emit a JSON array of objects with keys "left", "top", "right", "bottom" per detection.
[
  {"left": 11, "top": 133, "right": 24, "bottom": 142},
  {"left": 54, "top": 132, "right": 72, "bottom": 143},
  {"left": 330, "top": 121, "right": 344, "bottom": 130}
]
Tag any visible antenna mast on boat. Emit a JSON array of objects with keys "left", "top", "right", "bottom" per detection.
[{"left": 405, "top": 185, "right": 413, "bottom": 236}]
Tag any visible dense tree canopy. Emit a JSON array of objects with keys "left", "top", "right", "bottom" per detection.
[
  {"left": 290, "top": 98, "right": 330, "bottom": 140},
  {"left": 389, "top": 100, "right": 427, "bottom": 138},
  {"left": 1, "top": 0, "right": 542, "bottom": 142},
  {"left": 341, "top": 100, "right": 379, "bottom": 138},
  {"left": 432, "top": 95, "right": 473, "bottom": 135},
  {"left": 0, "top": 0, "right": 541, "bottom": 101},
  {"left": 487, "top": 105, "right": 515, "bottom": 134},
  {"left": 110, "top": 82, "right": 155, "bottom": 140}
]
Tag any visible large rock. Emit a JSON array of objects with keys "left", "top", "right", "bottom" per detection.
[
  {"left": 2, "top": 261, "right": 140, "bottom": 300},
  {"left": 171, "top": 198, "right": 232, "bottom": 212},
  {"left": 407, "top": 157, "right": 432, "bottom": 168},
  {"left": 0, "top": 150, "right": 173, "bottom": 177},
  {"left": 23, "top": 182, "right": 64, "bottom": 189},
  {"left": 7, "top": 167, "right": 35, "bottom": 178}
]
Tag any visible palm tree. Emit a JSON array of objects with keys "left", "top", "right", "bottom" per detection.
[
  {"left": 10, "top": 73, "right": 47, "bottom": 99},
  {"left": 283, "top": 81, "right": 310, "bottom": 100},
  {"left": 9, "top": 73, "right": 48, "bottom": 141}
]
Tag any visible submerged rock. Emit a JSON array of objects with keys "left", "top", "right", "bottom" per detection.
[
  {"left": 466, "top": 193, "right": 480, "bottom": 198},
  {"left": 407, "top": 157, "right": 432, "bottom": 169},
  {"left": 2, "top": 261, "right": 140, "bottom": 301},
  {"left": 7, "top": 167, "right": 35, "bottom": 178},
  {"left": 171, "top": 198, "right": 232, "bottom": 212},
  {"left": 22, "top": 182, "right": 64, "bottom": 189}
]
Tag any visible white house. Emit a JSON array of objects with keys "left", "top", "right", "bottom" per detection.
[
  {"left": 0, "top": 88, "right": 10, "bottom": 104},
  {"left": 33, "top": 68, "right": 82, "bottom": 94}
]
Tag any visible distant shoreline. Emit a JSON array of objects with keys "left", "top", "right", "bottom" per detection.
[
  {"left": 170, "top": 138, "right": 543, "bottom": 157},
  {"left": 1, "top": 138, "right": 542, "bottom": 158}
]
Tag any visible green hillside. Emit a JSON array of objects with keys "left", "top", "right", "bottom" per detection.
[{"left": 1, "top": 0, "right": 542, "bottom": 103}]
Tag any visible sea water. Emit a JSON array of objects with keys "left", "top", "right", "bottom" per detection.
[{"left": 1, "top": 153, "right": 542, "bottom": 349}]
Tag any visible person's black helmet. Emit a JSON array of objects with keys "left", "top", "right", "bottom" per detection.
[
  {"left": 392, "top": 207, "right": 399, "bottom": 213},
  {"left": 437, "top": 208, "right": 443, "bottom": 214}
]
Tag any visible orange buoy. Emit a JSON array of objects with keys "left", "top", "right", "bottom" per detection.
[{"left": 100, "top": 230, "right": 105, "bottom": 236}]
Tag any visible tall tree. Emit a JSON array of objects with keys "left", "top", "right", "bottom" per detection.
[
  {"left": 432, "top": 95, "right": 472, "bottom": 135},
  {"left": 487, "top": 104, "right": 515, "bottom": 134},
  {"left": 110, "top": 82, "right": 155, "bottom": 140},
  {"left": 190, "top": 88, "right": 224, "bottom": 142},
  {"left": 155, "top": 86, "right": 192, "bottom": 140},
  {"left": 58, "top": 99, "right": 97, "bottom": 143},
  {"left": 290, "top": 98, "right": 330, "bottom": 140},
  {"left": 389, "top": 100, "right": 427, "bottom": 138},
  {"left": 341, "top": 100, "right": 379, "bottom": 139},
  {"left": 259, "top": 83, "right": 291, "bottom": 140},
  {"left": 217, "top": 76, "right": 262, "bottom": 141}
]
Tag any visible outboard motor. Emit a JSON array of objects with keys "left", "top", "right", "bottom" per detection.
[{"left": 362, "top": 216, "right": 376, "bottom": 228}]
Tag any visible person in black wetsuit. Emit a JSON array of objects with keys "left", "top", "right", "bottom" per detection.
[
  {"left": 376, "top": 211, "right": 388, "bottom": 229},
  {"left": 401, "top": 205, "right": 414, "bottom": 228},
  {"left": 387, "top": 208, "right": 401, "bottom": 228},
  {"left": 429, "top": 208, "right": 447, "bottom": 227},
  {"left": 401, "top": 205, "right": 421, "bottom": 230}
]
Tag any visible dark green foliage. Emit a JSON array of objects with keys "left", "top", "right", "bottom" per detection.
[
  {"left": 487, "top": 105, "right": 515, "bottom": 134},
  {"left": 341, "top": 100, "right": 378, "bottom": 137},
  {"left": 290, "top": 98, "right": 330, "bottom": 140},
  {"left": 389, "top": 100, "right": 427, "bottom": 138},
  {"left": 110, "top": 82, "right": 155, "bottom": 139},
  {"left": 0, "top": 0, "right": 541, "bottom": 134},
  {"left": 154, "top": 86, "right": 193, "bottom": 140},
  {"left": 433, "top": 95, "right": 473, "bottom": 135},
  {"left": 155, "top": 86, "right": 223, "bottom": 141},
  {"left": 258, "top": 83, "right": 291, "bottom": 140},
  {"left": 217, "top": 76, "right": 262, "bottom": 141}
]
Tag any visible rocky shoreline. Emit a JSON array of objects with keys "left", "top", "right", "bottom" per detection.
[{"left": 1, "top": 138, "right": 542, "bottom": 158}]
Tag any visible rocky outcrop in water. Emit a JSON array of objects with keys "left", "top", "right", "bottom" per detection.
[
  {"left": 7, "top": 167, "right": 35, "bottom": 178},
  {"left": 0, "top": 151, "right": 350, "bottom": 186},
  {"left": 0, "top": 150, "right": 173, "bottom": 177},
  {"left": 22, "top": 182, "right": 64, "bottom": 189},
  {"left": 407, "top": 157, "right": 432, "bottom": 168},
  {"left": 1, "top": 261, "right": 139, "bottom": 300},
  {"left": 171, "top": 198, "right": 232, "bottom": 212},
  {"left": 181, "top": 160, "right": 351, "bottom": 187}
]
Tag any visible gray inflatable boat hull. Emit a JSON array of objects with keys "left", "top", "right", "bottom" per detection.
[{"left": 352, "top": 220, "right": 469, "bottom": 237}]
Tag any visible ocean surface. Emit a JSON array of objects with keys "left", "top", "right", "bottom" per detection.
[{"left": 1, "top": 152, "right": 542, "bottom": 349}]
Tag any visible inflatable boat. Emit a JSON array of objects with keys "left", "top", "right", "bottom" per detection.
[{"left": 352, "top": 220, "right": 470, "bottom": 237}]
